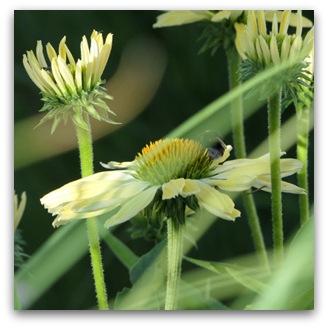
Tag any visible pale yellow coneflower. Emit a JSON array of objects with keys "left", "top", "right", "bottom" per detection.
[
  {"left": 40, "top": 138, "right": 305, "bottom": 229},
  {"left": 23, "top": 30, "right": 118, "bottom": 133},
  {"left": 237, "top": 10, "right": 314, "bottom": 102}
]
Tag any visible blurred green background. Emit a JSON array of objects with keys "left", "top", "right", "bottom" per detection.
[{"left": 14, "top": 10, "right": 314, "bottom": 309}]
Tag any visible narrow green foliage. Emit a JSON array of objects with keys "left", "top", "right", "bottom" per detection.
[{"left": 184, "top": 257, "right": 270, "bottom": 296}]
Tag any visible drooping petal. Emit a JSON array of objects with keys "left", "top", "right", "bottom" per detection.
[
  {"left": 41, "top": 171, "right": 135, "bottom": 208},
  {"left": 229, "top": 10, "right": 243, "bottom": 22},
  {"left": 100, "top": 161, "right": 134, "bottom": 169},
  {"left": 153, "top": 10, "right": 213, "bottom": 28},
  {"left": 73, "top": 181, "right": 151, "bottom": 213},
  {"left": 104, "top": 186, "right": 159, "bottom": 228},
  {"left": 207, "top": 175, "right": 256, "bottom": 192},
  {"left": 162, "top": 178, "right": 185, "bottom": 199},
  {"left": 211, "top": 10, "right": 232, "bottom": 22},
  {"left": 162, "top": 178, "right": 202, "bottom": 200},
  {"left": 211, "top": 153, "right": 304, "bottom": 194},
  {"left": 253, "top": 176, "right": 306, "bottom": 194},
  {"left": 193, "top": 181, "right": 239, "bottom": 221},
  {"left": 55, "top": 199, "right": 121, "bottom": 222},
  {"left": 181, "top": 179, "right": 201, "bottom": 197}
]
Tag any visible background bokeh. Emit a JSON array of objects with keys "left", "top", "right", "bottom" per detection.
[{"left": 14, "top": 10, "right": 314, "bottom": 310}]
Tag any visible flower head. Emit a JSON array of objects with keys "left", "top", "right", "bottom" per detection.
[
  {"left": 23, "top": 30, "right": 118, "bottom": 133},
  {"left": 237, "top": 10, "right": 314, "bottom": 102},
  {"left": 41, "top": 137, "right": 305, "bottom": 229},
  {"left": 153, "top": 10, "right": 312, "bottom": 56}
]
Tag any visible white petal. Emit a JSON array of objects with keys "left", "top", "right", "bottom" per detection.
[
  {"left": 73, "top": 181, "right": 151, "bottom": 212},
  {"left": 104, "top": 186, "right": 159, "bottom": 228},
  {"left": 162, "top": 178, "right": 185, "bottom": 199},
  {"left": 56, "top": 200, "right": 121, "bottom": 220},
  {"left": 153, "top": 10, "right": 212, "bottom": 28},
  {"left": 193, "top": 181, "right": 239, "bottom": 221},
  {"left": 208, "top": 175, "right": 256, "bottom": 192},
  {"left": 253, "top": 176, "right": 306, "bottom": 194},
  {"left": 41, "top": 171, "right": 134, "bottom": 207},
  {"left": 100, "top": 161, "right": 134, "bottom": 169},
  {"left": 181, "top": 179, "right": 201, "bottom": 197},
  {"left": 211, "top": 10, "right": 231, "bottom": 22}
]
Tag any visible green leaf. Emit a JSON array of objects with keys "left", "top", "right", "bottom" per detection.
[
  {"left": 114, "top": 240, "right": 167, "bottom": 310},
  {"left": 184, "top": 256, "right": 270, "bottom": 295},
  {"left": 130, "top": 238, "right": 167, "bottom": 284},
  {"left": 178, "top": 280, "right": 230, "bottom": 310},
  {"left": 98, "top": 226, "right": 139, "bottom": 270},
  {"left": 286, "top": 287, "right": 314, "bottom": 310},
  {"left": 249, "top": 216, "right": 314, "bottom": 310}
]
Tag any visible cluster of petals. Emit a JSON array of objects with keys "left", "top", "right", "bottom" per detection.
[
  {"left": 235, "top": 10, "right": 314, "bottom": 65},
  {"left": 23, "top": 30, "right": 116, "bottom": 133},
  {"left": 40, "top": 141, "right": 305, "bottom": 229},
  {"left": 23, "top": 30, "right": 113, "bottom": 98}
]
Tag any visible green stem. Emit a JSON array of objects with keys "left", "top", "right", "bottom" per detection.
[
  {"left": 14, "top": 281, "right": 21, "bottom": 310},
  {"left": 297, "top": 106, "right": 310, "bottom": 226},
  {"left": 165, "top": 219, "right": 183, "bottom": 310},
  {"left": 268, "top": 90, "right": 283, "bottom": 269},
  {"left": 227, "top": 49, "right": 270, "bottom": 272},
  {"left": 75, "top": 115, "right": 108, "bottom": 310}
]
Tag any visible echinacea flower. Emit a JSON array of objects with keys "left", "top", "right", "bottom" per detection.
[
  {"left": 237, "top": 10, "right": 314, "bottom": 102},
  {"left": 40, "top": 138, "right": 305, "bottom": 229},
  {"left": 23, "top": 30, "right": 118, "bottom": 133},
  {"left": 153, "top": 10, "right": 312, "bottom": 55}
]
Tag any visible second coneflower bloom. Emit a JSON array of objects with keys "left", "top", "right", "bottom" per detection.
[
  {"left": 23, "top": 30, "right": 118, "bottom": 133},
  {"left": 41, "top": 138, "right": 305, "bottom": 228},
  {"left": 237, "top": 10, "right": 314, "bottom": 101}
]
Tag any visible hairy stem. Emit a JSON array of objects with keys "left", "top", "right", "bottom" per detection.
[
  {"left": 297, "top": 106, "right": 310, "bottom": 226},
  {"left": 268, "top": 90, "right": 283, "bottom": 269},
  {"left": 165, "top": 219, "right": 184, "bottom": 310},
  {"left": 75, "top": 115, "right": 108, "bottom": 310},
  {"left": 228, "top": 48, "right": 270, "bottom": 272}
]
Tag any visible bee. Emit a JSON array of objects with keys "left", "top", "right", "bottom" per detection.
[
  {"left": 198, "top": 130, "right": 227, "bottom": 161},
  {"left": 207, "top": 137, "right": 227, "bottom": 161},
  {"left": 41, "top": 67, "right": 52, "bottom": 72}
]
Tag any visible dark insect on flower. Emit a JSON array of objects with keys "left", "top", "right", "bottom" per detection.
[
  {"left": 207, "top": 137, "right": 227, "bottom": 161},
  {"left": 41, "top": 67, "right": 52, "bottom": 72},
  {"left": 198, "top": 130, "right": 227, "bottom": 161}
]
